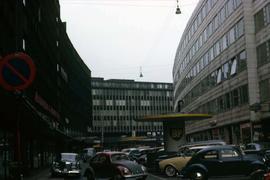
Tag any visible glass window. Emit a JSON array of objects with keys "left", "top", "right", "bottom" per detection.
[
  {"left": 202, "top": 150, "right": 218, "bottom": 159},
  {"left": 266, "top": 4, "right": 270, "bottom": 24},
  {"left": 234, "top": 0, "right": 241, "bottom": 8},
  {"left": 232, "top": 89, "right": 239, "bottom": 107},
  {"left": 254, "top": 9, "right": 265, "bottom": 33},
  {"left": 229, "top": 27, "right": 236, "bottom": 45},
  {"left": 202, "top": 5, "right": 206, "bottom": 19},
  {"left": 209, "top": 47, "right": 214, "bottom": 61},
  {"left": 203, "top": 29, "right": 208, "bottom": 43},
  {"left": 215, "top": 41, "right": 220, "bottom": 57},
  {"left": 208, "top": 21, "right": 213, "bottom": 37},
  {"left": 217, "top": 68, "right": 222, "bottom": 84},
  {"left": 227, "top": 0, "right": 234, "bottom": 16},
  {"left": 199, "top": 58, "right": 204, "bottom": 70},
  {"left": 260, "top": 79, "right": 270, "bottom": 102},
  {"left": 257, "top": 42, "right": 268, "bottom": 66},
  {"left": 221, "top": 149, "right": 239, "bottom": 158},
  {"left": 220, "top": 7, "right": 226, "bottom": 23},
  {"left": 222, "top": 62, "right": 230, "bottom": 80},
  {"left": 236, "top": 19, "right": 244, "bottom": 38},
  {"left": 204, "top": 52, "right": 209, "bottom": 66},
  {"left": 238, "top": 50, "right": 247, "bottom": 72},
  {"left": 214, "top": 15, "right": 219, "bottom": 31},
  {"left": 222, "top": 34, "right": 228, "bottom": 50},
  {"left": 230, "top": 58, "right": 237, "bottom": 76},
  {"left": 240, "top": 85, "right": 248, "bottom": 104}
]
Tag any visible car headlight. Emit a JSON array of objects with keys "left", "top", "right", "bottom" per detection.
[
  {"left": 141, "top": 165, "right": 147, "bottom": 172},
  {"left": 117, "top": 166, "right": 132, "bottom": 176}
]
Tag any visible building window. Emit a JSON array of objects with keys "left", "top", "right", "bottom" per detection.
[
  {"left": 232, "top": 89, "right": 239, "bottom": 107},
  {"left": 257, "top": 41, "right": 269, "bottom": 66},
  {"left": 238, "top": 50, "right": 247, "bottom": 72},
  {"left": 260, "top": 79, "right": 270, "bottom": 102},
  {"left": 230, "top": 58, "right": 237, "bottom": 76},
  {"left": 217, "top": 68, "right": 222, "bottom": 84},
  {"left": 239, "top": 85, "right": 249, "bottom": 104},
  {"left": 236, "top": 19, "right": 244, "bottom": 38},
  {"left": 254, "top": 9, "right": 265, "bottom": 33},
  {"left": 228, "top": 27, "right": 235, "bottom": 45}
]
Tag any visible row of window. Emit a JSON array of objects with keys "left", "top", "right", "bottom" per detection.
[
  {"left": 91, "top": 81, "right": 172, "bottom": 90},
  {"left": 254, "top": 3, "right": 270, "bottom": 33},
  {"left": 179, "top": 50, "right": 247, "bottom": 109},
  {"left": 257, "top": 39, "right": 270, "bottom": 66},
  {"left": 92, "top": 89, "right": 172, "bottom": 97},
  {"left": 93, "top": 105, "right": 172, "bottom": 111},
  {"left": 92, "top": 126, "right": 163, "bottom": 133},
  {"left": 192, "top": 84, "right": 249, "bottom": 114},
  {"left": 175, "top": 0, "right": 242, "bottom": 79}
]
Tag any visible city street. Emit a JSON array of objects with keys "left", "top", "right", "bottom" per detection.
[{"left": 24, "top": 162, "right": 251, "bottom": 180}]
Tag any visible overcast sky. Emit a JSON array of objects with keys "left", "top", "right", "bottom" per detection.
[{"left": 59, "top": 0, "right": 200, "bottom": 83}]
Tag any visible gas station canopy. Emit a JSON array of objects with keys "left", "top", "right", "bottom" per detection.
[{"left": 137, "top": 113, "right": 212, "bottom": 122}]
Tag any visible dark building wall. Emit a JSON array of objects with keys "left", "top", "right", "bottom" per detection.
[{"left": 0, "top": 0, "right": 92, "bottom": 177}]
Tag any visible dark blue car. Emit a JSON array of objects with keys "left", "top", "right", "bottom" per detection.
[{"left": 180, "top": 145, "right": 267, "bottom": 180}]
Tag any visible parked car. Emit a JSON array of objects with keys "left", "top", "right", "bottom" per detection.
[
  {"left": 159, "top": 146, "right": 210, "bottom": 177},
  {"left": 82, "top": 148, "right": 96, "bottom": 162},
  {"left": 84, "top": 151, "right": 147, "bottom": 180},
  {"left": 51, "top": 153, "right": 81, "bottom": 177},
  {"left": 146, "top": 149, "right": 178, "bottom": 172},
  {"left": 180, "top": 145, "right": 267, "bottom": 180},
  {"left": 245, "top": 143, "right": 270, "bottom": 165}
]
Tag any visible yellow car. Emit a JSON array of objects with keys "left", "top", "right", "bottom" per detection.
[{"left": 159, "top": 146, "right": 210, "bottom": 177}]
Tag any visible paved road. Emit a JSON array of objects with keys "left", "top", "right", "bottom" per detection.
[{"left": 24, "top": 162, "right": 251, "bottom": 180}]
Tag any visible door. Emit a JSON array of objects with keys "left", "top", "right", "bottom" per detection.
[
  {"left": 200, "top": 150, "right": 222, "bottom": 177},
  {"left": 219, "top": 148, "right": 244, "bottom": 176}
]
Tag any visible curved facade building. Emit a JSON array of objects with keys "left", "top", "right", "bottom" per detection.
[{"left": 173, "top": 0, "right": 270, "bottom": 144}]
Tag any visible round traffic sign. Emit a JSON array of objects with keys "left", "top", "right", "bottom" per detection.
[{"left": 0, "top": 52, "right": 36, "bottom": 91}]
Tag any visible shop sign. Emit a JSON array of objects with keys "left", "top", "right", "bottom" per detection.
[
  {"left": 34, "top": 92, "right": 60, "bottom": 120},
  {"left": 170, "top": 128, "right": 184, "bottom": 140}
]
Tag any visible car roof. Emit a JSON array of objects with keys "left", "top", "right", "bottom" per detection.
[
  {"left": 197, "top": 145, "right": 236, "bottom": 153},
  {"left": 97, "top": 151, "right": 125, "bottom": 155},
  {"left": 61, "top": 153, "right": 78, "bottom": 156},
  {"left": 179, "top": 140, "right": 226, "bottom": 148}
]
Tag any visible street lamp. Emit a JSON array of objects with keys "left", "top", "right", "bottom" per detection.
[{"left": 176, "top": 0, "right": 181, "bottom": 14}]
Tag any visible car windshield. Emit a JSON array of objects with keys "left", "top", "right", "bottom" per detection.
[
  {"left": 61, "top": 153, "right": 77, "bottom": 162},
  {"left": 111, "top": 154, "right": 130, "bottom": 161}
]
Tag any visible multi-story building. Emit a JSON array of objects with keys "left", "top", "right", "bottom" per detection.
[
  {"left": 91, "top": 77, "right": 173, "bottom": 146},
  {"left": 0, "top": 0, "right": 91, "bottom": 177},
  {"left": 173, "top": 0, "right": 270, "bottom": 144}
]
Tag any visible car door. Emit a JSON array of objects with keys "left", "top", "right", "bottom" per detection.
[
  {"left": 200, "top": 150, "right": 222, "bottom": 177},
  {"left": 90, "top": 154, "right": 110, "bottom": 178},
  {"left": 219, "top": 148, "right": 244, "bottom": 176}
]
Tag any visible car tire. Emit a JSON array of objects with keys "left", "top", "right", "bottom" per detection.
[
  {"left": 111, "top": 174, "right": 124, "bottom": 180},
  {"left": 189, "top": 169, "right": 207, "bottom": 180},
  {"left": 86, "top": 172, "right": 95, "bottom": 180},
  {"left": 164, "top": 165, "right": 177, "bottom": 177},
  {"left": 250, "top": 169, "right": 264, "bottom": 180}
]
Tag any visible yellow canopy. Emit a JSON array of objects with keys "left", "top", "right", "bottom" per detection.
[{"left": 137, "top": 113, "right": 212, "bottom": 122}]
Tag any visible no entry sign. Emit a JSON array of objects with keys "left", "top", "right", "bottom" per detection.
[{"left": 0, "top": 52, "right": 36, "bottom": 91}]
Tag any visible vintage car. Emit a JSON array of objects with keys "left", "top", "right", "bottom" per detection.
[
  {"left": 51, "top": 153, "right": 81, "bottom": 177},
  {"left": 84, "top": 151, "right": 147, "bottom": 180},
  {"left": 180, "top": 145, "right": 267, "bottom": 180},
  {"left": 159, "top": 146, "right": 208, "bottom": 177}
]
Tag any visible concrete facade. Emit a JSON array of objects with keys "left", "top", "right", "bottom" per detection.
[{"left": 173, "top": 0, "right": 270, "bottom": 144}]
